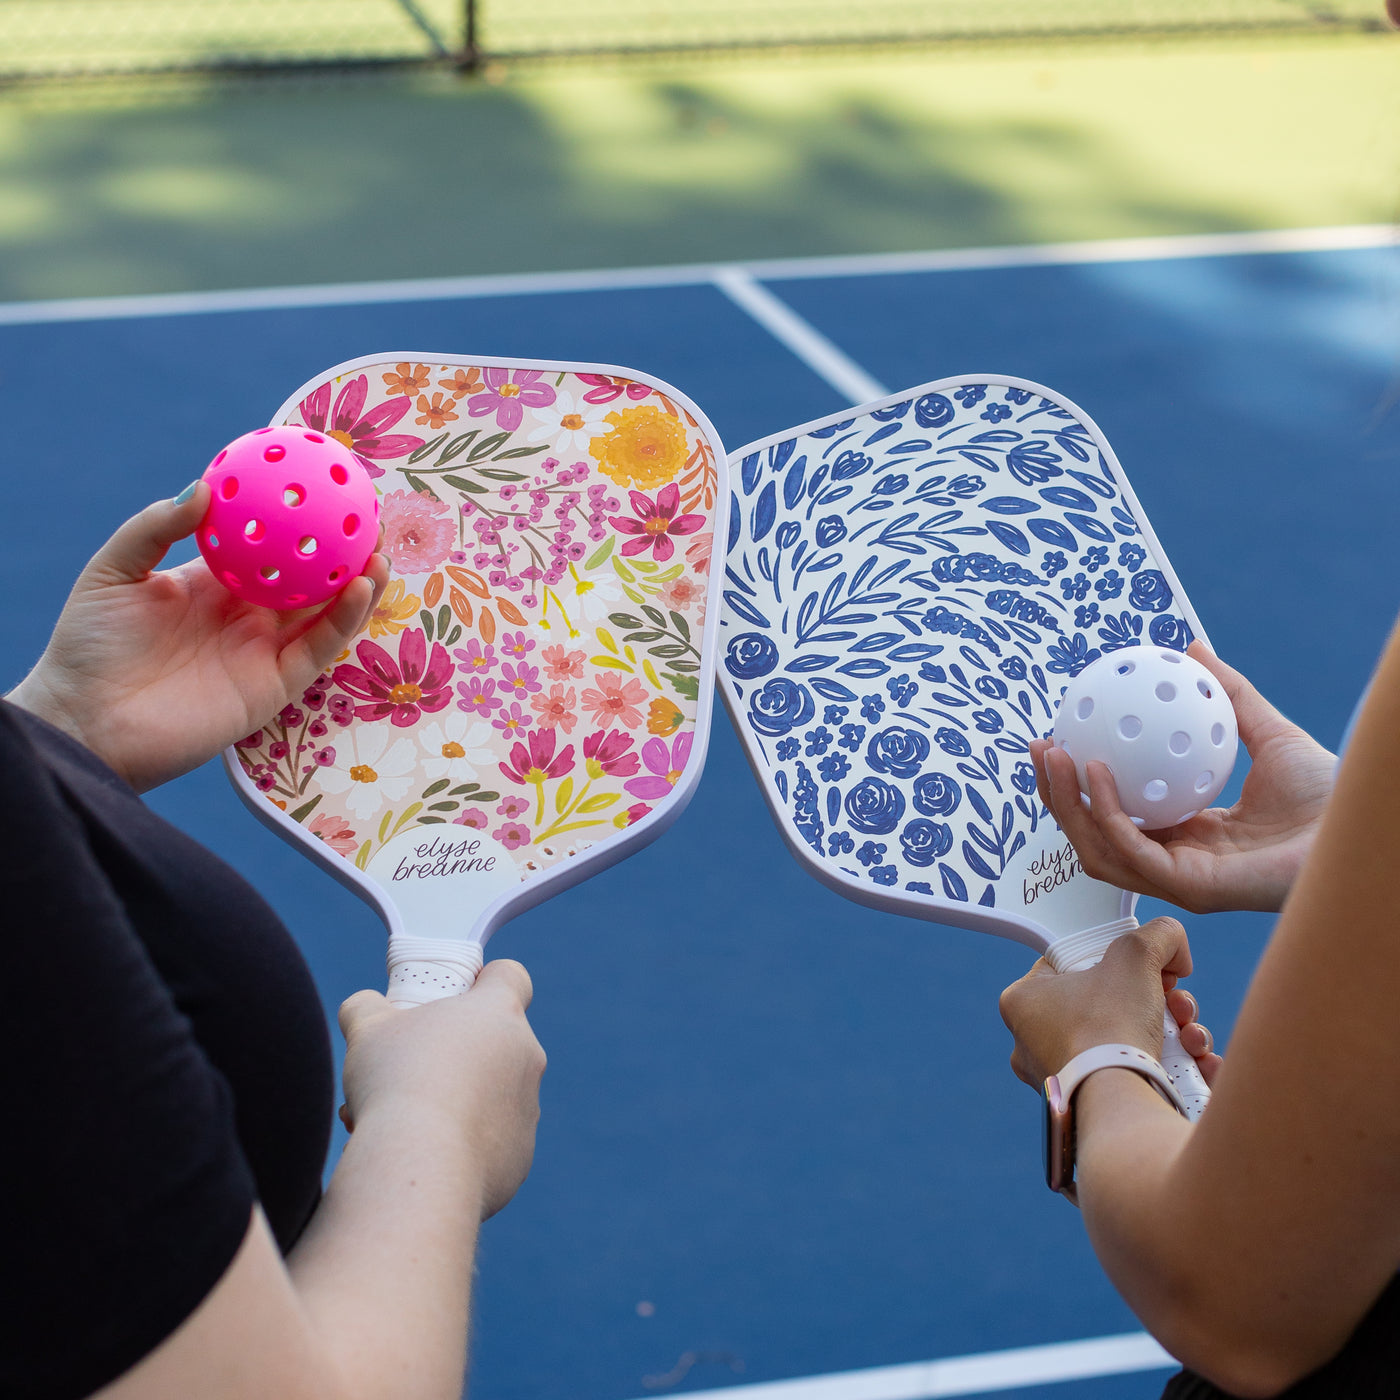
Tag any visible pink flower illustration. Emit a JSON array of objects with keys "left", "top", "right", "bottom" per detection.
[
  {"left": 456, "top": 676, "right": 501, "bottom": 717},
  {"left": 307, "top": 812, "right": 357, "bottom": 856},
  {"left": 582, "top": 728, "right": 640, "bottom": 779},
  {"left": 614, "top": 802, "right": 652, "bottom": 828},
  {"left": 657, "top": 575, "right": 706, "bottom": 615},
  {"left": 466, "top": 367, "right": 557, "bottom": 432},
  {"left": 530, "top": 684, "right": 578, "bottom": 733},
  {"left": 454, "top": 807, "right": 489, "bottom": 829},
  {"left": 685, "top": 532, "right": 713, "bottom": 576},
  {"left": 608, "top": 482, "right": 705, "bottom": 563},
  {"left": 454, "top": 639, "right": 497, "bottom": 674},
  {"left": 332, "top": 629, "right": 453, "bottom": 727},
  {"left": 500, "top": 661, "right": 541, "bottom": 697},
  {"left": 540, "top": 644, "right": 586, "bottom": 680},
  {"left": 625, "top": 731, "right": 693, "bottom": 800},
  {"left": 500, "top": 727, "right": 576, "bottom": 787},
  {"left": 298, "top": 375, "right": 423, "bottom": 479},
  {"left": 380, "top": 489, "right": 456, "bottom": 574},
  {"left": 492, "top": 821, "right": 531, "bottom": 849},
  {"left": 492, "top": 702, "right": 532, "bottom": 737},
  {"left": 581, "top": 671, "right": 649, "bottom": 729},
  {"left": 496, "top": 795, "right": 531, "bottom": 819},
  {"left": 499, "top": 630, "right": 535, "bottom": 659},
  {"left": 576, "top": 373, "right": 653, "bottom": 405}
]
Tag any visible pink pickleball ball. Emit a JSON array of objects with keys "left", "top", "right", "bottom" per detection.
[{"left": 197, "top": 426, "right": 380, "bottom": 610}]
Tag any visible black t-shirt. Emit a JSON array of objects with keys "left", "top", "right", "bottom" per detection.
[{"left": 0, "top": 702, "right": 333, "bottom": 1400}]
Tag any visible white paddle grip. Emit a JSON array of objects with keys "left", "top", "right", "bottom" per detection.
[
  {"left": 1045, "top": 921, "right": 1210, "bottom": 1123},
  {"left": 386, "top": 935, "right": 484, "bottom": 1007}
]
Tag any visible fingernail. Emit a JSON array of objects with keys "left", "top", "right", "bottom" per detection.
[{"left": 173, "top": 480, "right": 200, "bottom": 505}]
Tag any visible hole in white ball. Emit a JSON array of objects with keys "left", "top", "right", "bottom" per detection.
[
  {"left": 1143, "top": 779, "right": 1169, "bottom": 802},
  {"left": 1195, "top": 770, "right": 1214, "bottom": 793},
  {"left": 1211, "top": 722, "right": 1226, "bottom": 746},
  {"left": 284, "top": 484, "right": 306, "bottom": 508},
  {"left": 243, "top": 519, "right": 265, "bottom": 542},
  {"left": 1169, "top": 730, "right": 1191, "bottom": 755},
  {"left": 1075, "top": 696, "right": 1094, "bottom": 721},
  {"left": 1116, "top": 659, "right": 1136, "bottom": 676},
  {"left": 1155, "top": 680, "right": 1177, "bottom": 702},
  {"left": 298, "top": 536, "right": 318, "bottom": 556},
  {"left": 1118, "top": 714, "right": 1142, "bottom": 740},
  {"left": 1159, "top": 651, "right": 1181, "bottom": 663},
  {"left": 1060, "top": 741, "right": 1074, "bottom": 760},
  {"left": 1178, "top": 810, "right": 1198, "bottom": 823},
  {"left": 1197, "top": 679, "right": 1212, "bottom": 699}
]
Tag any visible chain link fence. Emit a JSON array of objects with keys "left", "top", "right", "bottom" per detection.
[{"left": 0, "top": 0, "right": 1389, "bottom": 82}]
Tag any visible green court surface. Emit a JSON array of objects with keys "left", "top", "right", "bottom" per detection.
[{"left": 0, "top": 29, "right": 1396, "bottom": 303}]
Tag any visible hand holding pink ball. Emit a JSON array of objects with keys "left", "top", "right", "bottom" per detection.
[{"left": 197, "top": 426, "right": 380, "bottom": 610}]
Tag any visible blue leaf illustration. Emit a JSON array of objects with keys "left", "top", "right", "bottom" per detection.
[
  {"left": 963, "top": 842, "right": 998, "bottom": 882},
  {"left": 752, "top": 481, "right": 777, "bottom": 542},
  {"left": 1068, "top": 469, "right": 1115, "bottom": 499},
  {"left": 837, "top": 658, "right": 890, "bottom": 678},
  {"left": 940, "top": 863, "right": 968, "bottom": 901},
  {"left": 724, "top": 591, "right": 772, "bottom": 628},
  {"left": 888, "top": 643, "right": 942, "bottom": 661},
  {"left": 850, "top": 631, "right": 903, "bottom": 653},
  {"left": 811, "top": 678, "right": 857, "bottom": 702},
  {"left": 978, "top": 884, "right": 996, "bottom": 907},
  {"left": 886, "top": 438, "right": 933, "bottom": 455},
  {"left": 782, "top": 455, "right": 807, "bottom": 509},
  {"left": 770, "top": 438, "right": 796, "bottom": 473},
  {"left": 728, "top": 492, "right": 741, "bottom": 553},
  {"left": 1067, "top": 512, "right": 1113, "bottom": 543},
  {"left": 1039, "top": 486, "right": 1096, "bottom": 512},
  {"left": 986, "top": 520, "right": 1031, "bottom": 556},
  {"left": 982, "top": 497, "right": 1038, "bottom": 515},
  {"left": 786, "top": 654, "right": 839, "bottom": 672},
  {"left": 864, "top": 421, "right": 903, "bottom": 445},
  {"left": 1028, "top": 518, "right": 1076, "bottom": 550},
  {"left": 741, "top": 452, "right": 762, "bottom": 495},
  {"left": 968, "top": 786, "right": 994, "bottom": 823}
]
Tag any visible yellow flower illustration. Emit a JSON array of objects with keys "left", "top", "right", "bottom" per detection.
[
  {"left": 588, "top": 405, "right": 688, "bottom": 491},
  {"left": 367, "top": 578, "right": 421, "bottom": 638},
  {"left": 647, "top": 698, "right": 684, "bottom": 736}
]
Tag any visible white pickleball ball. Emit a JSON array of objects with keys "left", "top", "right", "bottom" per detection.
[{"left": 1050, "top": 647, "right": 1239, "bottom": 830}]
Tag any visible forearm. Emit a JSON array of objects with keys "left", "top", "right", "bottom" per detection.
[{"left": 288, "top": 1100, "right": 486, "bottom": 1400}]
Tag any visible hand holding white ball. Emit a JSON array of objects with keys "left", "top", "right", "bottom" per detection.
[{"left": 1051, "top": 647, "right": 1239, "bottom": 829}]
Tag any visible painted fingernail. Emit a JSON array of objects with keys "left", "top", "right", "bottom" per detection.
[{"left": 173, "top": 480, "right": 200, "bottom": 505}]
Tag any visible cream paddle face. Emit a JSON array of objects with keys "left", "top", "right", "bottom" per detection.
[{"left": 226, "top": 354, "right": 728, "bottom": 1004}]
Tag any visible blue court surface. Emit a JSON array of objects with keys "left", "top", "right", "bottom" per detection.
[{"left": 4, "top": 225, "right": 1398, "bottom": 1400}]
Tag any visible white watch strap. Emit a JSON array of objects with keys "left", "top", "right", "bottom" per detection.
[{"left": 1056, "top": 1043, "right": 1190, "bottom": 1117}]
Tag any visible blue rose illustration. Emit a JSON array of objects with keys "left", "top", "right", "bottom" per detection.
[
  {"left": 1129, "top": 569, "right": 1173, "bottom": 613},
  {"left": 912, "top": 772, "right": 961, "bottom": 816},
  {"left": 1011, "top": 761, "right": 1037, "bottom": 795},
  {"left": 872, "top": 473, "right": 908, "bottom": 496},
  {"left": 1149, "top": 615, "right": 1193, "bottom": 650},
  {"left": 974, "top": 675, "right": 1008, "bottom": 701},
  {"left": 900, "top": 818, "right": 953, "bottom": 867},
  {"left": 933, "top": 727, "right": 972, "bottom": 757},
  {"left": 832, "top": 449, "right": 874, "bottom": 480},
  {"left": 999, "top": 656, "right": 1027, "bottom": 681},
  {"left": 726, "top": 632, "right": 779, "bottom": 680},
  {"left": 914, "top": 392, "right": 954, "bottom": 428},
  {"left": 815, "top": 515, "right": 847, "bottom": 547},
  {"left": 775, "top": 520, "right": 801, "bottom": 549},
  {"left": 866, "top": 725, "right": 931, "bottom": 779},
  {"left": 750, "top": 678, "right": 816, "bottom": 736},
  {"left": 844, "top": 777, "right": 906, "bottom": 835}
]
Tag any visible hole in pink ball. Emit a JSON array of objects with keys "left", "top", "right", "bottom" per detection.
[
  {"left": 220, "top": 476, "right": 239, "bottom": 500},
  {"left": 212, "top": 450, "right": 227, "bottom": 468},
  {"left": 260, "top": 565, "right": 281, "bottom": 582},
  {"left": 330, "top": 462, "right": 349, "bottom": 485},
  {"left": 254, "top": 427, "right": 273, "bottom": 435},
  {"left": 264, "top": 444, "right": 286, "bottom": 463},
  {"left": 205, "top": 532, "right": 220, "bottom": 549},
  {"left": 222, "top": 571, "right": 241, "bottom": 589},
  {"left": 1197, "top": 680, "right": 1212, "bottom": 699},
  {"left": 304, "top": 432, "right": 325, "bottom": 443},
  {"left": 298, "top": 536, "right": 318, "bottom": 556},
  {"left": 343, "top": 513, "right": 360, "bottom": 536},
  {"left": 327, "top": 566, "right": 346, "bottom": 584},
  {"left": 283, "top": 593, "right": 308, "bottom": 606},
  {"left": 243, "top": 519, "right": 265, "bottom": 542},
  {"left": 284, "top": 484, "right": 306, "bottom": 507}
]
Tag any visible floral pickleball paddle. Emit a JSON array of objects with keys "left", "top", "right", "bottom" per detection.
[
  {"left": 226, "top": 353, "right": 727, "bottom": 1004},
  {"left": 719, "top": 374, "right": 1212, "bottom": 1115}
]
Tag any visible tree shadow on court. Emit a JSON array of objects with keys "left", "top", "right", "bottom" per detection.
[{"left": 0, "top": 51, "right": 1372, "bottom": 300}]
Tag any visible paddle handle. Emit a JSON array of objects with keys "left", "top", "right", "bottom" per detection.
[
  {"left": 1046, "top": 924, "right": 1210, "bottom": 1122},
  {"left": 386, "top": 935, "right": 484, "bottom": 1008}
]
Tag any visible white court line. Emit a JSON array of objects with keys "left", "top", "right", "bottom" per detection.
[
  {"left": 713, "top": 266, "right": 889, "bottom": 403},
  {"left": 619, "top": 1332, "right": 1176, "bottom": 1400},
  {"left": 0, "top": 223, "right": 1393, "bottom": 327}
]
